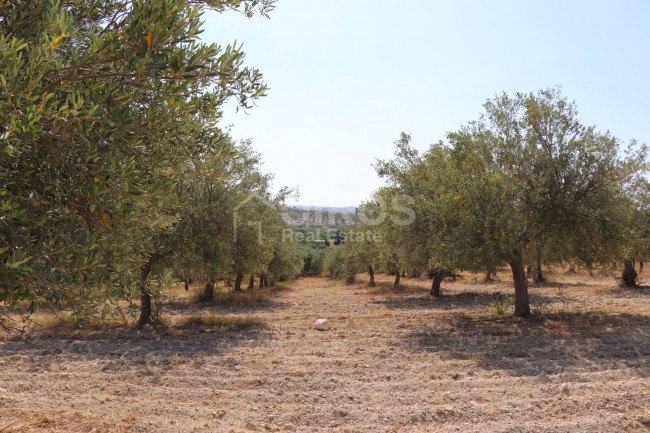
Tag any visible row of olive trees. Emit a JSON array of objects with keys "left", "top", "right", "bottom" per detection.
[
  {"left": 138, "top": 140, "right": 306, "bottom": 325},
  {"left": 335, "top": 89, "right": 649, "bottom": 317},
  {"left": 0, "top": 0, "right": 291, "bottom": 328}
]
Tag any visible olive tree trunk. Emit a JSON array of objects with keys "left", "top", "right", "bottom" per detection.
[
  {"left": 137, "top": 259, "right": 153, "bottom": 327},
  {"left": 368, "top": 265, "right": 375, "bottom": 287},
  {"left": 509, "top": 255, "right": 531, "bottom": 317},
  {"left": 202, "top": 279, "right": 215, "bottom": 302},
  {"left": 234, "top": 272, "right": 244, "bottom": 292},
  {"left": 394, "top": 271, "right": 400, "bottom": 286},
  {"left": 248, "top": 275, "right": 255, "bottom": 290},
  {"left": 621, "top": 261, "right": 638, "bottom": 287},
  {"left": 484, "top": 266, "right": 493, "bottom": 282},
  {"left": 430, "top": 271, "right": 442, "bottom": 297}
]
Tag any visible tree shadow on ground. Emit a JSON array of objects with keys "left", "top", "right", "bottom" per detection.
[
  {"left": 364, "top": 282, "right": 426, "bottom": 295},
  {"left": 405, "top": 311, "right": 650, "bottom": 377},
  {"left": 600, "top": 286, "right": 650, "bottom": 296},
  {"left": 162, "top": 287, "right": 293, "bottom": 316},
  {"left": 371, "top": 290, "right": 556, "bottom": 311},
  {"left": 528, "top": 280, "right": 612, "bottom": 289},
  {"left": 0, "top": 321, "right": 272, "bottom": 373}
]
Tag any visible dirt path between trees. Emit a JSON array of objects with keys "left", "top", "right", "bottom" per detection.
[{"left": 1, "top": 273, "right": 649, "bottom": 432}]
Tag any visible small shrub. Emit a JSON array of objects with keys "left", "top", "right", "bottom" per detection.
[{"left": 490, "top": 291, "right": 513, "bottom": 315}]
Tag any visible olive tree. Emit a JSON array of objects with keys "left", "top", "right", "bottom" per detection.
[
  {"left": 0, "top": 0, "right": 274, "bottom": 326},
  {"left": 376, "top": 135, "right": 461, "bottom": 297},
  {"left": 379, "top": 89, "right": 646, "bottom": 316}
]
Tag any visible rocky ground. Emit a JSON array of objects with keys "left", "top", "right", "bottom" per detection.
[{"left": 1, "top": 270, "right": 649, "bottom": 432}]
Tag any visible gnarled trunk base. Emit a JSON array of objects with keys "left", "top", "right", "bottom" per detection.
[
  {"left": 202, "top": 279, "right": 215, "bottom": 302},
  {"left": 621, "top": 261, "right": 638, "bottom": 288},
  {"left": 484, "top": 268, "right": 493, "bottom": 283}
]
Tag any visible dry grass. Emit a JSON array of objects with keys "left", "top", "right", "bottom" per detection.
[
  {"left": 368, "top": 281, "right": 423, "bottom": 294},
  {"left": 1, "top": 311, "right": 131, "bottom": 341},
  {"left": 267, "top": 283, "right": 292, "bottom": 293},
  {"left": 210, "top": 290, "right": 271, "bottom": 306},
  {"left": 121, "top": 412, "right": 138, "bottom": 422},
  {"left": 179, "top": 313, "right": 266, "bottom": 329},
  {"left": 1, "top": 272, "right": 648, "bottom": 432},
  {"left": 191, "top": 287, "right": 272, "bottom": 306},
  {"left": 30, "top": 312, "right": 129, "bottom": 329},
  {"left": 452, "top": 288, "right": 489, "bottom": 298},
  {"left": 37, "top": 413, "right": 56, "bottom": 425}
]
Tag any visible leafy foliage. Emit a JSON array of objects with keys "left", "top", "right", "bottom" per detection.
[
  {"left": 376, "top": 89, "right": 647, "bottom": 315},
  {"left": 1, "top": 0, "right": 275, "bottom": 323},
  {"left": 490, "top": 291, "right": 513, "bottom": 315}
]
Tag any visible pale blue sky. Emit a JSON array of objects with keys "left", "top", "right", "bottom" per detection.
[{"left": 203, "top": 0, "right": 650, "bottom": 207}]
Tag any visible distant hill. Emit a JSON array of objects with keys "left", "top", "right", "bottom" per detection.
[
  {"left": 290, "top": 205, "right": 356, "bottom": 214},
  {"left": 282, "top": 205, "right": 359, "bottom": 228}
]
